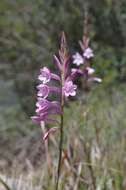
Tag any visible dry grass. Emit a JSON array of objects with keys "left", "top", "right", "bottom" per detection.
[{"left": 0, "top": 86, "right": 126, "bottom": 189}]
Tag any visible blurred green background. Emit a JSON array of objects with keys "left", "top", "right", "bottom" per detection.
[{"left": 0, "top": 0, "right": 126, "bottom": 189}]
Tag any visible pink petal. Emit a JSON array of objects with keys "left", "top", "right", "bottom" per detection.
[
  {"left": 88, "top": 77, "right": 102, "bottom": 83},
  {"left": 86, "top": 67, "right": 95, "bottom": 75}
]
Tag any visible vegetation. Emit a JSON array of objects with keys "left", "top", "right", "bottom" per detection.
[{"left": 0, "top": 0, "right": 126, "bottom": 189}]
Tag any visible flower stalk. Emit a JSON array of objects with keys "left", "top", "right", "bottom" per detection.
[
  {"left": 56, "top": 86, "right": 64, "bottom": 190},
  {"left": 56, "top": 32, "right": 66, "bottom": 190},
  {"left": 31, "top": 31, "right": 77, "bottom": 190},
  {"left": 31, "top": 26, "right": 102, "bottom": 190},
  {"left": 72, "top": 12, "right": 102, "bottom": 91}
]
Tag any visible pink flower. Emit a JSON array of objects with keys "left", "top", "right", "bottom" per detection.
[
  {"left": 83, "top": 47, "right": 94, "bottom": 59},
  {"left": 31, "top": 115, "right": 59, "bottom": 125},
  {"left": 73, "top": 52, "right": 84, "bottom": 66},
  {"left": 38, "top": 67, "right": 51, "bottom": 84},
  {"left": 38, "top": 67, "right": 61, "bottom": 83},
  {"left": 32, "top": 32, "right": 79, "bottom": 141},
  {"left": 37, "top": 84, "right": 50, "bottom": 98},
  {"left": 37, "top": 84, "right": 61, "bottom": 98},
  {"left": 86, "top": 67, "right": 95, "bottom": 75},
  {"left": 31, "top": 98, "right": 61, "bottom": 125},
  {"left": 35, "top": 98, "right": 61, "bottom": 115},
  {"left": 63, "top": 81, "right": 77, "bottom": 97}
]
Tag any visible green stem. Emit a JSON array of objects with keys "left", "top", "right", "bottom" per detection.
[
  {"left": 56, "top": 72, "right": 64, "bottom": 190},
  {"left": 56, "top": 109, "right": 64, "bottom": 190}
]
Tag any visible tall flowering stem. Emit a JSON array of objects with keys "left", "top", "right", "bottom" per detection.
[
  {"left": 72, "top": 16, "right": 102, "bottom": 189},
  {"left": 72, "top": 12, "right": 101, "bottom": 92},
  {"left": 56, "top": 32, "right": 69, "bottom": 190},
  {"left": 31, "top": 32, "right": 77, "bottom": 190},
  {"left": 56, "top": 81, "right": 64, "bottom": 190}
]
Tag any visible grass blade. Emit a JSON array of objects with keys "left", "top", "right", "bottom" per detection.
[{"left": 0, "top": 176, "right": 12, "bottom": 190}]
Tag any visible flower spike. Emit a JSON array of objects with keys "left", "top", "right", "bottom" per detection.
[
  {"left": 32, "top": 32, "right": 77, "bottom": 140},
  {"left": 72, "top": 34, "right": 102, "bottom": 89},
  {"left": 32, "top": 32, "right": 78, "bottom": 190}
]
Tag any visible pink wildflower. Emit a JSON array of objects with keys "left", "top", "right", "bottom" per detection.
[
  {"left": 31, "top": 32, "right": 77, "bottom": 140},
  {"left": 73, "top": 52, "right": 84, "bottom": 66},
  {"left": 38, "top": 67, "right": 51, "bottom": 83},
  {"left": 83, "top": 47, "right": 94, "bottom": 59},
  {"left": 63, "top": 81, "right": 77, "bottom": 97}
]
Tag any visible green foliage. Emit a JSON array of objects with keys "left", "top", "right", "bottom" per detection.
[
  {"left": 0, "top": 1, "right": 126, "bottom": 189},
  {"left": 0, "top": 0, "right": 126, "bottom": 115},
  {"left": 0, "top": 86, "right": 126, "bottom": 189}
]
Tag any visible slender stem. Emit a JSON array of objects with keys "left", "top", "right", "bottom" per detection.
[
  {"left": 83, "top": 143, "right": 96, "bottom": 190},
  {"left": 0, "top": 177, "right": 12, "bottom": 190},
  {"left": 56, "top": 73, "right": 64, "bottom": 190},
  {"left": 56, "top": 107, "right": 64, "bottom": 190}
]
